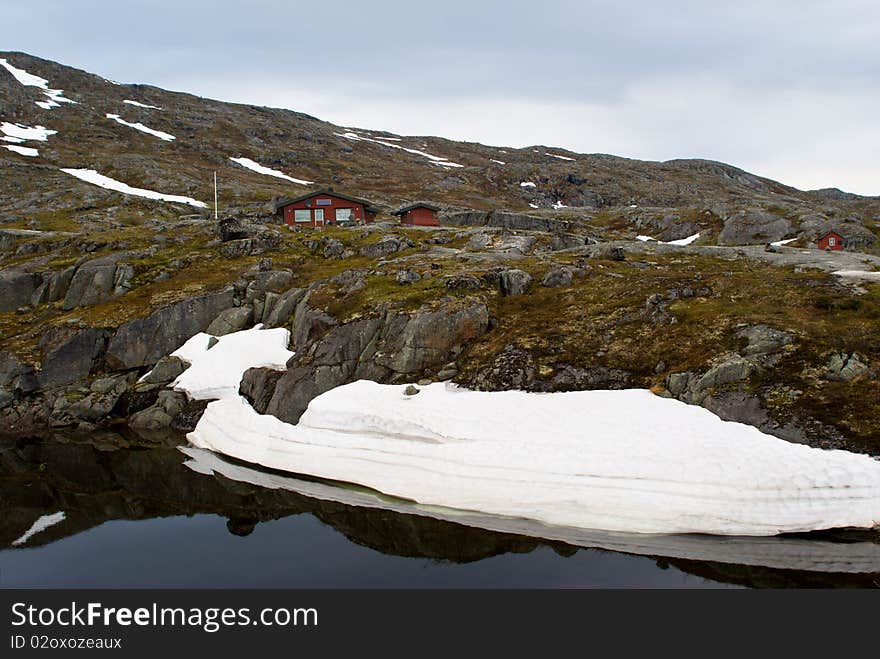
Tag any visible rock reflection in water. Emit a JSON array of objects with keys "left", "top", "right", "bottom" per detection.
[{"left": 1, "top": 432, "right": 878, "bottom": 588}]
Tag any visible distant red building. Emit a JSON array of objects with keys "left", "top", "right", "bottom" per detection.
[
  {"left": 274, "top": 188, "right": 380, "bottom": 227},
  {"left": 392, "top": 202, "right": 441, "bottom": 226},
  {"left": 818, "top": 231, "right": 845, "bottom": 251}
]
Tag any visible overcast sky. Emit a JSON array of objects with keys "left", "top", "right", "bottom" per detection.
[{"left": 3, "top": 1, "right": 879, "bottom": 194}]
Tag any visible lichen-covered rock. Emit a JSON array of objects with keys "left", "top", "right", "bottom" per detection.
[
  {"left": 359, "top": 235, "right": 414, "bottom": 259},
  {"left": 736, "top": 325, "right": 793, "bottom": 356},
  {"left": 396, "top": 269, "right": 421, "bottom": 284},
  {"left": 498, "top": 269, "right": 533, "bottom": 297},
  {"left": 264, "top": 287, "right": 307, "bottom": 328},
  {"left": 141, "top": 356, "right": 188, "bottom": 385},
  {"left": 206, "top": 307, "right": 253, "bottom": 336},
  {"left": 542, "top": 266, "right": 573, "bottom": 288},
  {"left": 443, "top": 274, "right": 483, "bottom": 291},
  {"left": 825, "top": 352, "right": 869, "bottom": 381}
]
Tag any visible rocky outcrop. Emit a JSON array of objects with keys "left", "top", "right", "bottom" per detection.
[
  {"left": 243, "top": 301, "right": 490, "bottom": 424},
  {"left": 105, "top": 288, "right": 235, "bottom": 370},
  {"left": 442, "top": 210, "right": 574, "bottom": 233},
  {"left": 60, "top": 254, "right": 134, "bottom": 310},
  {"left": 736, "top": 325, "right": 792, "bottom": 356},
  {"left": 825, "top": 352, "right": 869, "bottom": 381},
  {"left": 0, "top": 269, "right": 42, "bottom": 311},
  {"left": 542, "top": 266, "right": 574, "bottom": 287},
  {"left": 497, "top": 269, "right": 533, "bottom": 297},
  {"left": 718, "top": 210, "right": 791, "bottom": 246},
  {"left": 359, "top": 235, "right": 414, "bottom": 259},
  {"left": 464, "top": 345, "right": 634, "bottom": 392}
]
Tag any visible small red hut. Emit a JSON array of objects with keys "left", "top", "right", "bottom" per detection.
[
  {"left": 818, "top": 231, "right": 844, "bottom": 251},
  {"left": 392, "top": 202, "right": 441, "bottom": 226},
  {"left": 274, "top": 188, "right": 380, "bottom": 227}
]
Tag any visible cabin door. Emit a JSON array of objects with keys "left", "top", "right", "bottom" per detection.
[{"left": 314, "top": 209, "right": 324, "bottom": 227}]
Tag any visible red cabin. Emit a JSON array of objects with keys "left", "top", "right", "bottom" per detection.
[
  {"left": 274, "top": 188, "right": 380, "bottom": 227},
  {"left": 392, "top": 202, "right": 441, "bottom": 226},
  {"left": 818, "top": 231, "right": 844, "bottom": 251}
]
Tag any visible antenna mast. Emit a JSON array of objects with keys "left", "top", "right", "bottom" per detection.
[{"left": 213, "top": 171, "right": 218, "bottom": 220}]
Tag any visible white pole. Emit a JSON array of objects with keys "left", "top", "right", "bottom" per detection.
[{"left": 213, "top": 171, "right": 218, "bottom": 220}]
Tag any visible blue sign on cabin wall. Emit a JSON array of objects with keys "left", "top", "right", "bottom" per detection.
[{"left": 315, "top": 198, "right": 332, "bottom": 206}]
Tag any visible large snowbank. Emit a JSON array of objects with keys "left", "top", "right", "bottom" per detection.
[{"left": 187, "top": 371, "right": 880, "bottom": 536}]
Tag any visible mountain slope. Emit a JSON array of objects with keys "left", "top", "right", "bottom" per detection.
[{"left": 2, "top": 51, "right": 878, "bottom": 243}]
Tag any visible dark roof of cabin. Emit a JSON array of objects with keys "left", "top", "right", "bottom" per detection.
[
  {"left": 818, "top": 230, "right": 845, "bottom": 239},
  {"left": 391, "top": 202, "right": 442, "bottom": 215},
  {"left": 274, "top": 187, "right": 381, "bottom": 213}
]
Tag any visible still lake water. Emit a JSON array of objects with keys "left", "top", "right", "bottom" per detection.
[{"left": 1, "top": 434, "right": 878, "bottom": 589}]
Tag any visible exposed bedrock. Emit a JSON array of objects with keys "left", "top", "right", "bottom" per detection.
[
  {"left": 242, "top": 300, "right": 490, "bottom": 424},
  {"left": 105, "top": 288, "right": 235, "bottom": 370}
]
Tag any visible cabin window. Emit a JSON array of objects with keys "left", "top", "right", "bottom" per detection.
[
  {"left": 294, "top": 209, "right": 311, "bottom": 223},
  {"left": 314, "top": 209, "right": 324, "bottom": 223},
  {"left": 336, "top": 208, "right": 352, "bottom": 222},
  {"left": 315, "top": 198, "right": 332, "bottom": 206},
  {"left": 829, "top": 237, "right": 836, "bottom": 246}
]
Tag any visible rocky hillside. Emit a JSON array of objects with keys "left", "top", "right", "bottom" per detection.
[
  {"left": 2, "top": 51, "right": 879, "bottom": 248},
  {"left": 1, "top": 52, "right": 878, "bottom": 457}
]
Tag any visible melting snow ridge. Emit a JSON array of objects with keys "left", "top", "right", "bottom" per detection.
[{"left": 60, "top": 168, "right": 207, "bottom": 208}]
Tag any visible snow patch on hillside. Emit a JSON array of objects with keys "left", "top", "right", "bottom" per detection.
[
  {"left": 12, "top": 511, "right": 66, "bottom": 546},
  {"left": 490, "top": 159, "right": 506, "bottom": 165},
  {"left": 520, "top": 181, "right": 536, "bottom": 188},
  {"left": 770, "top": 238, "right": 797, "bottom": 247},
  {"left": 3, "top": 145, "right": 39, "bottom": 157},
  {"left": 0, "top": 58, "right": 77, "bottom": 109},
  {"left": 833, "top": 270, "right": 880, "bottom": 282},
  {"left": 60, "top": 169, "right": 207, "bottom": 208},
  {"left": 636, "top": 233, "right": 701, "bottom": 246},
  {"left": 106, "top": 114, "right": 175, "bottom": 141},
  {"left": 123, "top": 99, "right": 162, "bottom": 110},
  {"left": 229, "top": 157, "right": 313, "bottom": 185},
  {"left": 1, "top": 122, "right": 56, "bottom": 141},
  {"left": 666, "top": 232, "right": 701, "bottom": 246},
  {"left": 546, "top": 152, "right": 575, "bottom": 161},
  {"left": 335, "top": 131, "right": 463, "bottom": 168}
]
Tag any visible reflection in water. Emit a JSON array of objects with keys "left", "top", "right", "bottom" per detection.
[{"left": 0, "top": 433, "right": 878, "bottom": 588}]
